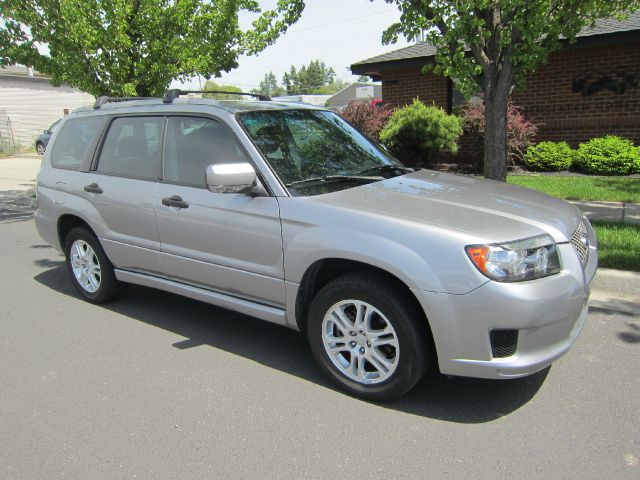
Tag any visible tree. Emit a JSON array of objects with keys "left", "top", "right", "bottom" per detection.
[
  {"left": 282, "top": 59, "right": 338, "bottom": 94},
  {"left": 252, "top": 72, "right": 286, "bottom": 98},
  {"left": 202, "top": 80, "right": 244, "bottom": 100},
  {"left": 0, "top": 0, "right": 305, "bottom": 97},
  {"left": 381, "top": 1, "right": 638, "bottom": 181}
]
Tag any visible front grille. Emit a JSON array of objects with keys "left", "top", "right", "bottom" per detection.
[
  {"left": 490, "top": 329, "right": 519, "bottom": 358},
  {"left": 570, "top": 220, "right": 589, "bottom": 266}
]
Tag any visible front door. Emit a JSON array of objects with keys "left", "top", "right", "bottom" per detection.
[{"left": 154, "top": 116, "right": 285, "bottom": 307}]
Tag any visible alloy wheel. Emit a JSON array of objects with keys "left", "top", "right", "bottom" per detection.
[
  {"left": 70, "top": 239, "right": 102, "bottom": 293},
  {"left": 322, "top": 299, "right": 399, "bottom": 384}
]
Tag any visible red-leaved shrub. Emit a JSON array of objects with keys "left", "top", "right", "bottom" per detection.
[
  {"left": 340, "top": 101, "right": 394, "bottom": 142},
  {"left": 460, "top": 102, "right": 538, "bottom": 170}
]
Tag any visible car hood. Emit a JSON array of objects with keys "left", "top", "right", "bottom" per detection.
[{"left": 310, "top": 170, "right": 582, "bottom": 243}]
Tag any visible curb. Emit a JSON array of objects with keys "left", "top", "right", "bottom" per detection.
[
  {"left": 589, "top": 290, "right": 640, "bottom": 316},
  {"left": 590, "top": 268, "right": 640, "bottom": 315},
  {"left": 592, "top": 268, "right": 640, "bottom": 297}
]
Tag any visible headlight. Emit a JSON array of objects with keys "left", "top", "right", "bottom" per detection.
[{"left": 465, "top": 234, "right": 561, "bottom": 282}]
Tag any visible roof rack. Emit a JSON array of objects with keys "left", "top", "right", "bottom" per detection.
[
  {"left": 93, "top": 96, "right": 158, "bottom": 109},
  {"left": 162, "top": 89, "right": 271, "bottom": 103}
]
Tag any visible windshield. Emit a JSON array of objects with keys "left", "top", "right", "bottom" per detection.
[{"left": 238, "top": 109, "right": 404, "bottom": 196}]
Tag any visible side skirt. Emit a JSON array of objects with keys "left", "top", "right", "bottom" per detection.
[{"left": 114, "top": 269, "right": 288, "bottom": 327}]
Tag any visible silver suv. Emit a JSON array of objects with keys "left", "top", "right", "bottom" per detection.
[{"left": 34, "top": 91, "right": 597, "bottom": 400}]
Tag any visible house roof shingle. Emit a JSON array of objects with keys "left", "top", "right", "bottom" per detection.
[{"left": 352, "top": 10, "right": 640, "bottom": 68}]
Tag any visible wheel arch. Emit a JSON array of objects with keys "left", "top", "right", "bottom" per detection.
[
  {"left": 296, "top": 258, "right": 440, "bottom": 375},
  {"left": 57, "top": 214, "right": 96, "bottom": 250},
  {"left": 295, "top": 257, "right": 427, "bottom": 332}
]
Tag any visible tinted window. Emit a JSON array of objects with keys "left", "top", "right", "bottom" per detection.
[
  {"left": 50, "top": 117, "right": 102, "bottom": 170},
  {"left": 239, "top": 110, "right": 400, "bottom": 188},
  {"left": 164, "top": 117, "right": 249, "bottom": 187},
  {"left": 97, "top": 117, "right": 163, "bottom": 180}
]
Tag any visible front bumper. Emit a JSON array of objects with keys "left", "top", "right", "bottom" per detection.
[{"left": 414, "top": 233, "right": 597, "bottom": 380}]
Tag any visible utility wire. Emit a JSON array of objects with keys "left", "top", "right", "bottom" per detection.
[{"left": 284, "top": 9, "right": 397, "bottom": 36}]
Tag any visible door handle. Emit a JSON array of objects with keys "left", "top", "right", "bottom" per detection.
[
  {"left": 162, "top": 195, "right": 189, "bottom": 209},
  {"left": 84, "top": 183, "right": 103, "bottom": 194}
]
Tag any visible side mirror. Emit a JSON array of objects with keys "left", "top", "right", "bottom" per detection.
[
  {"left": 44, "top": 129, "right": 51, "bottom": 135},
  {"left": 206, "top": 163, "right": 258, "bottom": 194}
]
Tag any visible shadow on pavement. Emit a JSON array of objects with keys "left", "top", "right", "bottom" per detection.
[
  {"left": 618, "top": 322, "right": 640, "bottom": 344},
  {"left": 0, "top": 188, "right": 35, "bottom": 223},
  {"left": 34, "top": 263, "right": 549, "bottom": 423}
]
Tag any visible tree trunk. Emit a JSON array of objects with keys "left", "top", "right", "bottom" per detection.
[{"left": 483, "top": 91, "right": 509, "bottom": 181}]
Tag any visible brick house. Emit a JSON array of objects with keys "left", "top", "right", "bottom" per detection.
[{"left": 351, "top": 12, "right": 640, "bottom": 151}]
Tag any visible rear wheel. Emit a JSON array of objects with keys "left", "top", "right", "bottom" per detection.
[
  {"left": 64, "top": 227, "right": 123, "bottom": 303},
  {"left": 307, "top": 272, "right": 430, "bottom": 401}
]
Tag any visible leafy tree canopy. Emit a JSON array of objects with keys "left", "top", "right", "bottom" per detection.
[
  {"left": 0, "top": 0, "right": 306, "bottom": 97},
  {"left": 251, "top": 71, "right": 286, "bottom": 98},
  {"left": 379, "top": 0, "right": 638, "bottom": 180},
  {"left": 282, "top": 59, "right": 339, "bottom": 95},
  {"left": 252, "top": 60, "right": 349, "bottom": 97},
  {"left": 202, "top": 80, "right": 244, "bottom": 100}
]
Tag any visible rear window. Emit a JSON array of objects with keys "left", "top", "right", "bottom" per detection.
[
  {"left": 96, "top": 117, "right": 163, "bottom": 180},
  {"left": 50, "top": 117, "right": 102, "bottom": 170}
]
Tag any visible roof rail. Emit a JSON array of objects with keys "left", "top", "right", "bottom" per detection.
[
  {"left": 162, "top": 89, "right": 271, "bottom": 103},
  {"left": 93, "top": 96, "right": 158, "bottom": 109}
]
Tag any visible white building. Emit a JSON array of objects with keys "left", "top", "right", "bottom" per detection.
[
  {"left": 0, "top": 65, "right": 94, "bottom": 150},
  {"left": 271, "top": 94, "right": 332, "bottom": 107}
]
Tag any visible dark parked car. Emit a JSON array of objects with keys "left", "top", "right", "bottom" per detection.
[{"left": 35, "top": 119, "right": 61, "bottom": 155}]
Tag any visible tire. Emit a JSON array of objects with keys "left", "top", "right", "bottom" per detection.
[
  {"left": 307, "top": 271, "right": 430, "bottom": 401},
  {"left": 64, "top": 226, "right": 123, "bottom": 303},
  {"left": 36, "top": 142, "right": 45, "bottom": 155}
]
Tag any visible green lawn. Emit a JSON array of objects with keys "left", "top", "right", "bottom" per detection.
[
  {"left": 508, "top": 175, "right": 640, "bottom": 203},
  {"left": 591, "top": 221, "right": 640, "bottom": 272}
]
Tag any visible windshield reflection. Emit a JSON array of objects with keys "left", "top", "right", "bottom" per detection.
[{"left": 238, "top": 109, "right": 402, "bottom": 195}]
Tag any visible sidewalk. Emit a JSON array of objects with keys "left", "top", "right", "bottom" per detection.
[
  {"left": 570, "top": 200, "right": 640, "bottom": 224},
  {"left": 0, "top": 154, "right": 41, "bottom": 191}
]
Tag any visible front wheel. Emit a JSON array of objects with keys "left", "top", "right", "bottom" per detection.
[
  {"left": 36, "top": 142, "right": 45, "bottom": 155},
  {"left": 64, "top": 227, "right": 123, "bottom": 303},
  {"left": 307, "top": 272, "right": 430, "bottom": 401}
]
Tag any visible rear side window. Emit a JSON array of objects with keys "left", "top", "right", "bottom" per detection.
[
  {"left": 163, "top": 117, "right": 249, "bottom": 187},
  {"left": 97, "top": 117, "right": 163, "bottom": 180},
  {"left": 50, "top": 117, "right": 102, "bottom": 170}
]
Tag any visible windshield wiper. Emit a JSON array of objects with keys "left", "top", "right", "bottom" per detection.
[
  {"left": 355, "top": 165, "right": 417, "bottom": 177},
  {"left": 286, "top": 175, "right": 369, "bottom": 188}
]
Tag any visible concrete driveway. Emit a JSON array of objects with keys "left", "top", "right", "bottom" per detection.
[{"left": 0, "top": 155, "right": 639, "bottom": 479}]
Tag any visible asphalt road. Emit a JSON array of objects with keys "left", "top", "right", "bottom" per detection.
[{"left": 1, "top": 211, "right": 639, "bottom": 479}]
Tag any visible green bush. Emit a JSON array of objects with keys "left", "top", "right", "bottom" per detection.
[
  {"left": 379, "top": 99, "right": 462, "bottom": 167},
  {"left": 633, "top": 146, "right": 640, "bottom": 174},
  {"left": 524, "top": 141, "right": 574, "bottom": 171},
  {"left": 575, "top": 136, "right": 639, "bottom": 175}
]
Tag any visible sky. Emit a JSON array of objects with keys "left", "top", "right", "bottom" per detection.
[{"left": 180, "top": 0, "right": 410, "bottom": 91}]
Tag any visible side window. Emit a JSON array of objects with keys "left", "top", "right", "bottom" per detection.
[
  {"left": 97, "top": 117, "right": 163, "bottom": 180},
  {"left": 164, "top": 117, "right": 249, "bottom": 187},
  {"left": 50, "top": 117, "right": 102, "bottom": 170}
]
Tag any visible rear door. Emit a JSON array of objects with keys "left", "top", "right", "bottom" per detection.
[
  {"left": 154, "top": 116, "right": 285, "bottom": 307},
  {"left": 82, "top": 116, "right": 164, "bottom": 275}
]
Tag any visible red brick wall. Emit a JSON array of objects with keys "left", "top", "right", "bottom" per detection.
[
  {"left": 512, "top": 42, "right": 640, "bottom": 146},
  {"left": 382, "top": 68, "right": 449, "bottom": 108},
  {"left": 380, "top": 42, "right": 640, "bottom": 151}
]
